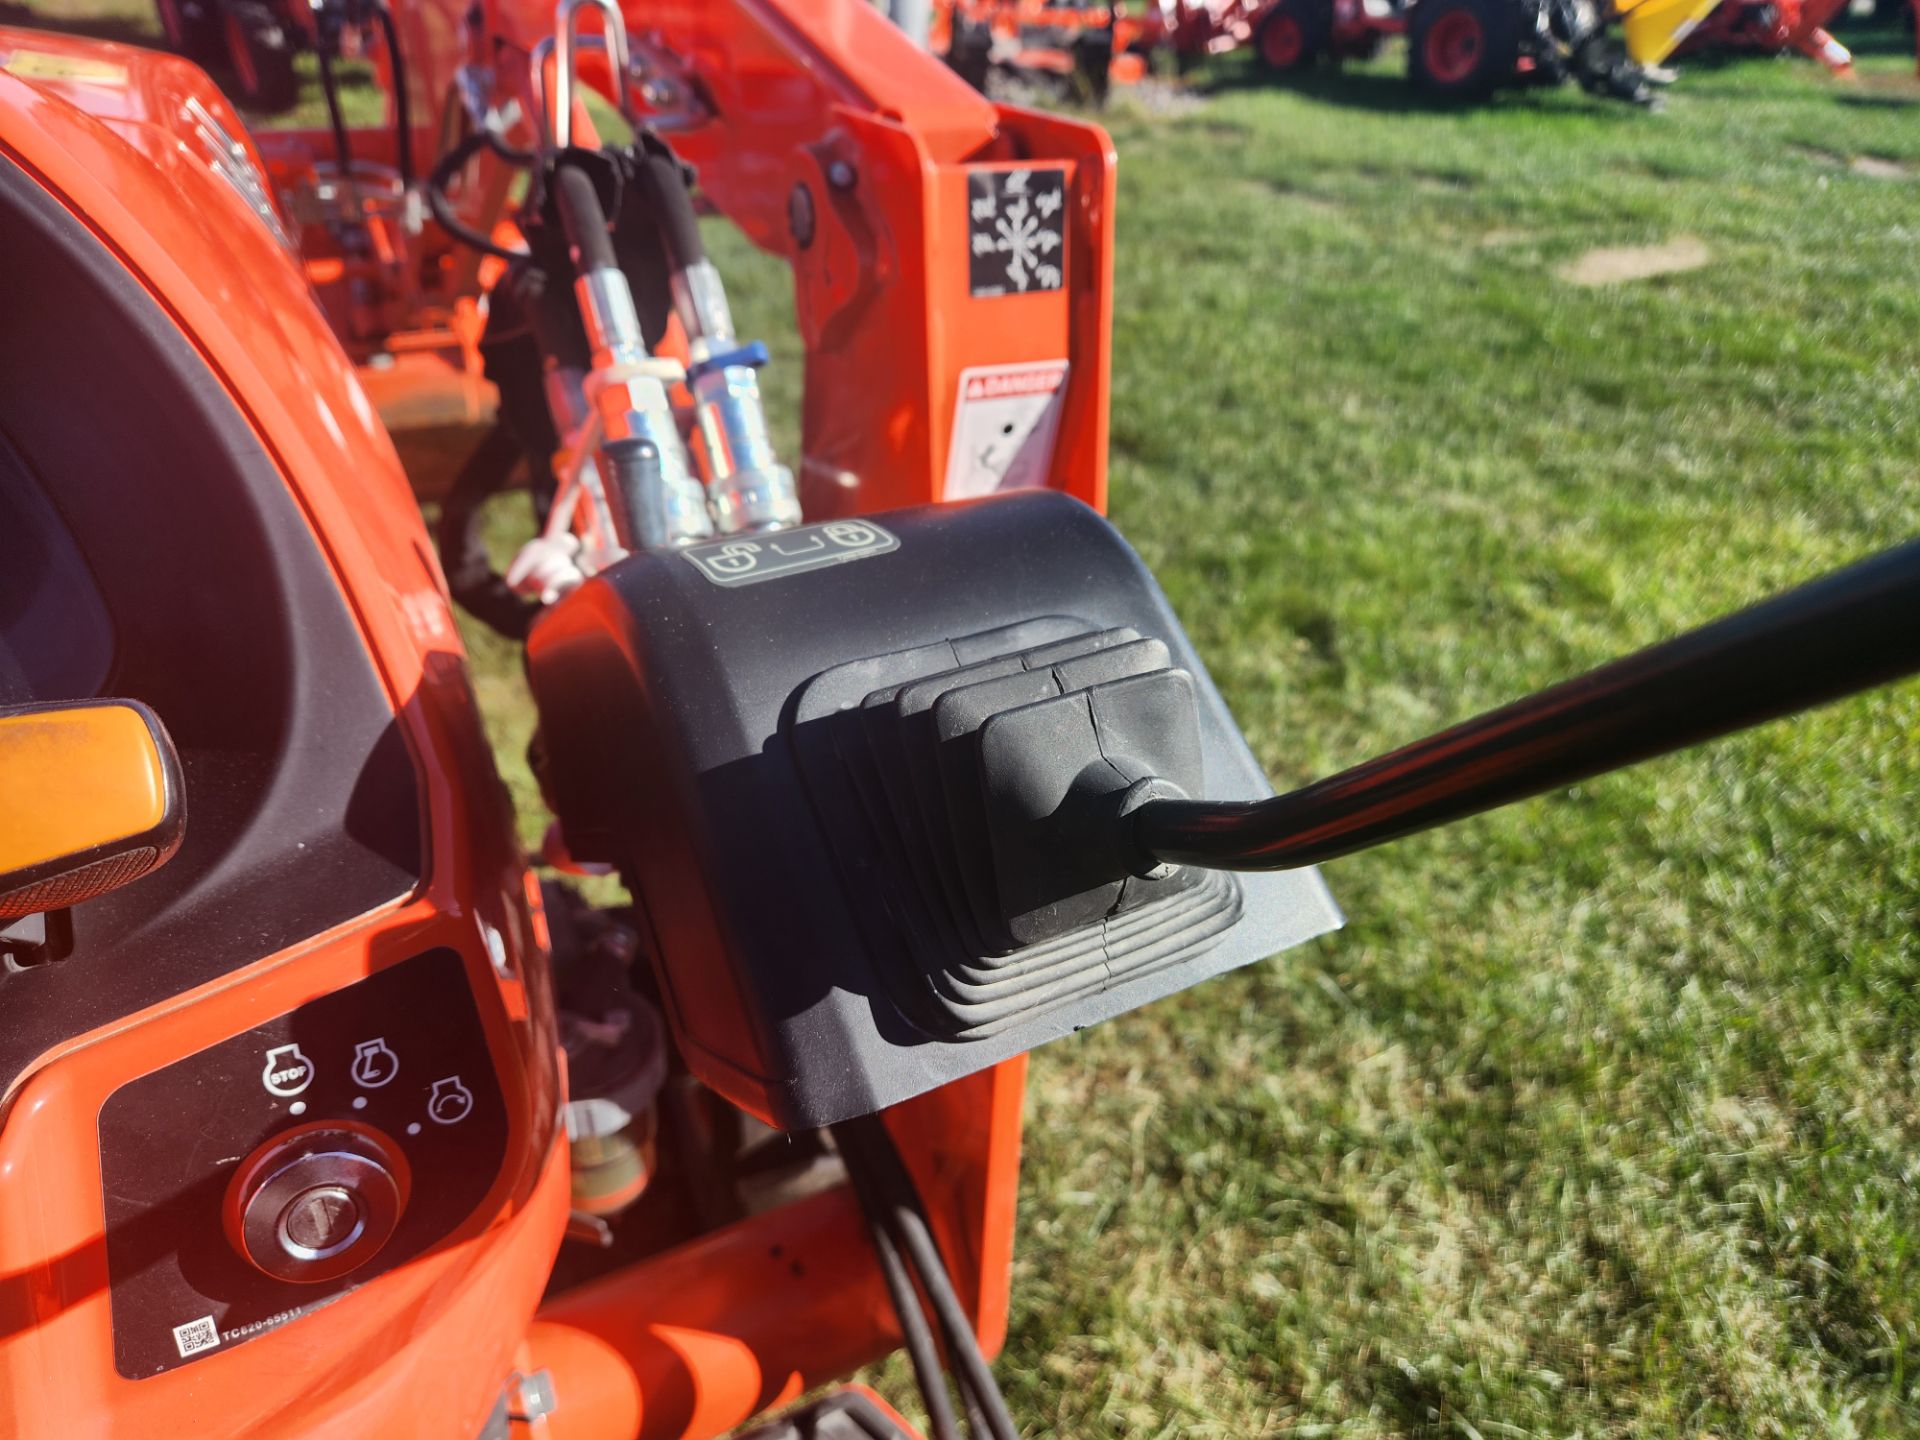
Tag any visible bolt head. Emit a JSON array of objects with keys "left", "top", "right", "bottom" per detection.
[{"left": 787, "top": 182, "right": 816, "bottom": 250}]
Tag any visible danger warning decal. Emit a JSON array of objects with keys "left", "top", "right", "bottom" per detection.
[
  {"left": 967, "top": 167, "right": 1067, "bottom": 298},
  {"left": 944, "top": 360, "right": 1070, "bottom": 501}
]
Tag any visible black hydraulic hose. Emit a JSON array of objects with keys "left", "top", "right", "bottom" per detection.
[
  {"left": 370, "top": 2, "right": 413, "bottom": 188},
  {"left": 832, "top": 1117, "right": 1023, "bottom": 1440},
  {"left": 839, "top": 1137, "right": 964, "bottom": 1440},
  {"left": 428, "top": 131, "right": 528, "bottom": 260},
  {"left": 551, "top": 160, "right": 619, "bottom": 274},
  {"left": 480, "top": 121, "right": 536, "bottom": 168},
  {"left": 884, "top": 1198, "right": 1020, "bottom": 1440},
  {"left": 314, "top": 37, "right": 358, "bottom": 210},
  {"left": 1133, "top": 537, "right": 1920, "bottom": 872},
  {"left": 634, "top": 143, "right": 706, "bottom": 271},
  {"left": 434, "top": 420, "right": 537, "bottom": 641}
]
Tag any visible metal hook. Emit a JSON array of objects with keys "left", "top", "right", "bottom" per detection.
[
  {"left": 530, "top": 35, "right": 556, "bottom": 151},
  {"left": 551, "top": 0, "right": 635, "bottom": 150}
]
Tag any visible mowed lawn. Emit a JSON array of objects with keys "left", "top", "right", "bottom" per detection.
[
  {"left": 961, "top": 45, "right": 1920, "bottom": 1440},
  {"left": 662, "top": 46, "right": 1920, "bottom": 1436},
  {"left": 13, "top": 0, "right": 1920, "bottom": 1429},
  {"left": 451, "top": 43, "right": 1920, "bottom": 1429}
]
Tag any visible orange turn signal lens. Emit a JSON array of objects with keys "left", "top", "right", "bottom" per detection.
[{"left": 0, "top": 700, "right": 184, "bottom": 919}]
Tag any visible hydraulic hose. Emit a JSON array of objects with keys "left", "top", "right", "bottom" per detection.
[
  {"left": 428, "top": 131, "right": 528, "bottom": 260},
  {"left": 547, "top": 154, "right": 713, "bottom": 551},
  {"left": 434, "top": 420, "right": 538, "bottom": 641},
  {"left": 634, "top": 142, "right": 735, "bottom": 344},
  {"left": 832, "top": 1116, "right": 1022, "bottom": 1440},
  {"left": 635, "top": 144, "right": 707, "bottom": 275},
  {"left": 838, "top": 1133, "right": 964, "bottom": 1440},
  {"left": 551, "top": 161, "right": 619, "bottom": 274},
  {"left": 314, "top": 37, "right": 358, "bottom": 211},
  {"left": 1132, "top": 538, "right": 1920, "bottom": 872},
  {"left": 629, "top": 139, "right": 798, "bottom": 532},
  {"left": 480, "top": 122, "right": 537, "bottom": 168},
  {"left": 370, "top": 2, "right": 414, "bottom": 189}
]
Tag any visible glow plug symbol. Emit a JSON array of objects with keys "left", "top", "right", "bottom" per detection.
[{"left": 351, "top": 1038, "right": 399, "bottom": 1089}]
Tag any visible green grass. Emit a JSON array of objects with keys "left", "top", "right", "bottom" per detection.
[
  {"left": 968, "top": 46, "right": 1920, "bottom": 1440},
  {"left": 15, "top": 0, "right": 1920, "bottom": 1428},
  {"left": 680, "top": 50, "right": 1920, "bottom": 1434}
]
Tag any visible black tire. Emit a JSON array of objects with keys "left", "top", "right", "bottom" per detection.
[
  {"left": 154, "top": 0, "right": 223, "bottom": 64},
  {"left": 945, "top": 17, "right": 993, "bottom": 94},
  {"left": 221, "top": 0, "right": 299, "bottom": 113},
  {"left": 1072, "top": 28, "right": 1115, "bottom": 104},
  {"left": 1254, "top": 0, "right": 1329, "bottom": 71},
  {"left": 1407, "top": 0, "right": 1519, "bottom": 101}
]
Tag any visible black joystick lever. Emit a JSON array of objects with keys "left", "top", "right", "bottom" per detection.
[{"left": 1129, "top": 538, "right": 1920, "bottom": 873}]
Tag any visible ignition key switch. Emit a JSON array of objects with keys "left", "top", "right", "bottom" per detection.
[{"left": 225, "top": 1122, "right": 410, "bottom": 1284}]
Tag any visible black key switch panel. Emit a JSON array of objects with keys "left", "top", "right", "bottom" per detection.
[{"left": 98, "top": 947, "right": 508, "bottom": 1377}]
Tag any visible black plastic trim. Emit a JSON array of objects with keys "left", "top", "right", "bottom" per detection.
[{"left": 0, "top": 152, "right": 423, "bottom": 1096}]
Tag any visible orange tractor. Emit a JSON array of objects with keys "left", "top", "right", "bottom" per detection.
[
  {"left": 931, "top": 0, "right": 1171, "bottom": 99},
  {"left": 0, "top": 2, "right": 1916, "bottom": 1439}
]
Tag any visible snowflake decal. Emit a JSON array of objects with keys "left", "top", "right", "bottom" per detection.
[{"left": 967, "top": 167, "right": 1067, "bottom": 297}]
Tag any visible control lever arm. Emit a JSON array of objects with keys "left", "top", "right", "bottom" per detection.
[{"left": 1133, "top": 539, "right": 1920, "bottom": 871}]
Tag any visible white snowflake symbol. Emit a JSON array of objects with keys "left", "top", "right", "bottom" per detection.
[{"left": 985, "top": 172, "right": 1063, "bottom": 292}]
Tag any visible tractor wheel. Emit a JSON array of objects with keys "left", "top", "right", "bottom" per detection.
[
  {"left": 154, "top": 0, "right": 223, "bottom": 64},
  {"left": 944, "top": 17, "right": 993, "bottom": 94},
  {"left": 221, "top": 0, "right": 299, "bottom": 113},
  {"left": 1073, "top": 28, "right": 1115, "bottom": 104},
  {"left": 1254, "top": 0, "right": 1328, "bottom": 71},
  {"left": 1407, "top": 0, "right": 1519, "bottom": 100}
]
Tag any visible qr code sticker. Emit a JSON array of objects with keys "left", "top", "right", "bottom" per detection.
[{"left": 172, "top": 1315, "right": 220, "bottom": 1358}]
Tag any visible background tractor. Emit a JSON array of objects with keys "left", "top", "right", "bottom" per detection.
[{"left": 1240, "top": 0, "right": 1720, "bottom": 100}]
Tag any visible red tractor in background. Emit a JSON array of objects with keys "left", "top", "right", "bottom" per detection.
[
  {"left": 1673, "top": 0, "right": 1857, "bottom": 76},
  {"left": 151, "top": 0, "right": 305, "bottom": 108},
  {"left": 1229, "top": 0, "right": 1680, "bottom": 100},
  {"left": 153, "top": 0, "right": 418, "bottom": 112},
  {"left": 1190, "top": 0, "right": 1893, "bottom": 98},
  {"left": 925, "top": 0, "right": 1903, "bottom": 107}
]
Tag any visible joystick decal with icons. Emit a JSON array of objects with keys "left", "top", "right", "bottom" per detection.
[{"left": 682, "top": 518, "right": 898, "bottom": 589}]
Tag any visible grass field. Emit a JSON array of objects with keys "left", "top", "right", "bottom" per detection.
[
  {"left": 12, "top": 0, "right": 1920, "bottom": 1430},
  {"left": 959, "top": 44, "right": 1920, "bottom": 1440},
  {"left": 419, "top": 42, "right": 1920, "bottom": 1434}
]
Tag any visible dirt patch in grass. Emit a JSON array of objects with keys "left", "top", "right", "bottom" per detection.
[
  {"left": 1242, "top": 176, "right": 1344, "bottom": 215},
  {"left": 1120, "top": 77, "right": 1212, "bottom": 118},
  {"left": 1791, "top": 143, "right": 1845, "bottom": 168},
  {"left": 1478, "top": 227, "right": 1536, "bottom": 249},
  {"left": 1558, "top": 235, "right": 1711, "bottom": 286},
  {"left": 1789, "top": 145, "right": 1914, "bottom": 180},
  {"left": 1846, "top": 72, "right": 1920, "bottom": 105},
  {"left": 1850, "top": 154, "right": 1915, "bottom": 180}
]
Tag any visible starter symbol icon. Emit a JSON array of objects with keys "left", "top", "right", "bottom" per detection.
[
  {"left": 427, "top": 1076, "right": 474, "bottom": 1126},
  {"left": 351, "top": 1038, "right": 399, "bottom": 1089}
]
